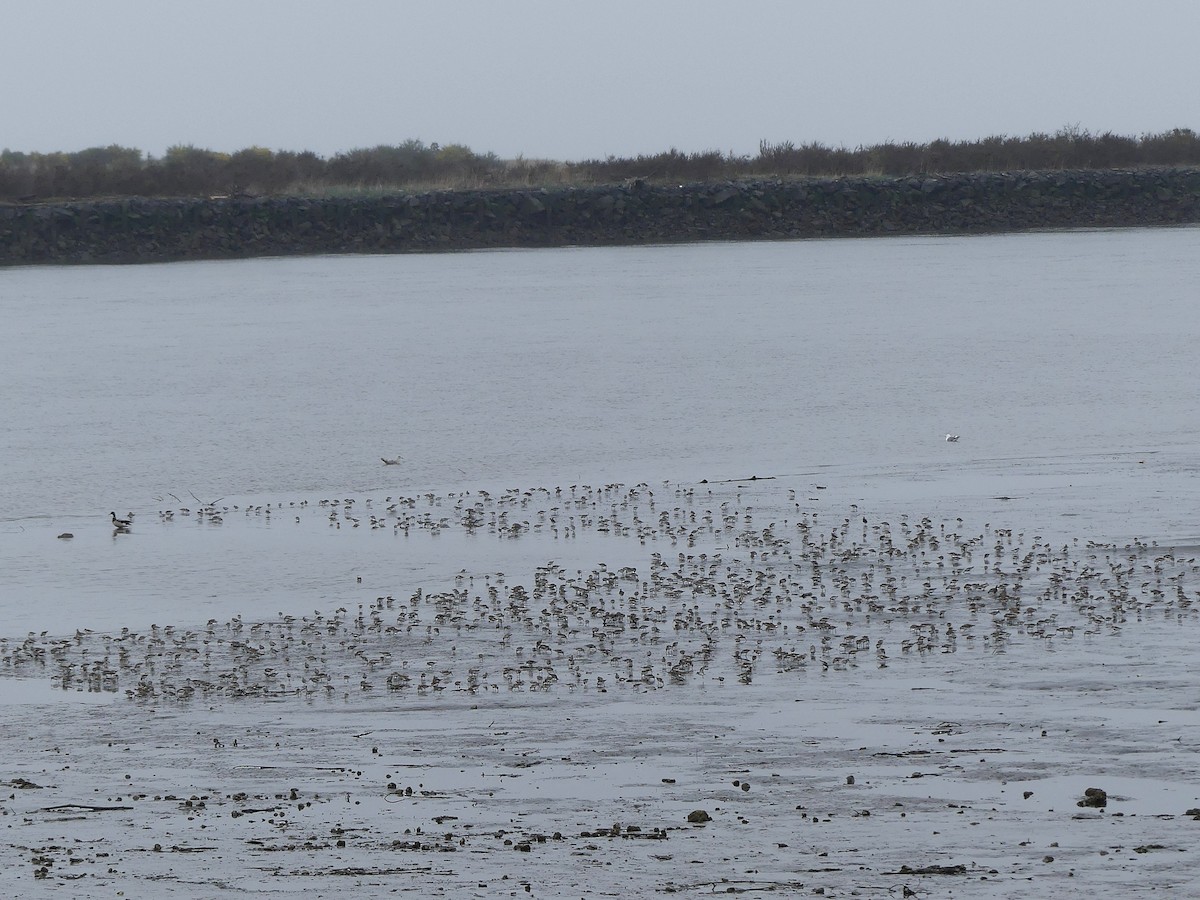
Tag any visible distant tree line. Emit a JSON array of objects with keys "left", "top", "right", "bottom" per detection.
[{"left": 2, "top": 128, "right": 1198, "bottom": 202}]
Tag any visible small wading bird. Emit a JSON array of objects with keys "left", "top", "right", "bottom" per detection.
[
  {"left": 381, "top": 455, "right": 404, "bottom": 466},
  {"left": 110, "top": 511, "right": 133, "bottom": 530},
  {"left": 945, "top": 433, "right": 960, "bottom": 442}
]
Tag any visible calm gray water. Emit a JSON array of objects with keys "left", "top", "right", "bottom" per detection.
[{"left": 3, "top": 227, "right": 1200, "bottom": 631}]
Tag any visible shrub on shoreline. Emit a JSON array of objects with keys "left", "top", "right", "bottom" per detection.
[{"left": 2, "top": 127, "right": 1198, "bottom": 203}]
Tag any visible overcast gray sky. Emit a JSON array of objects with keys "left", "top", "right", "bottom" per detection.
[{"left": 5, "top": 0, "right": 1198, "bottom": 161}]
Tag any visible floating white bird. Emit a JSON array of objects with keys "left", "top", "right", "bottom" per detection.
[
  {"left": 381, "top": 455, "right": 404, "bottom": 466},
  {"left": 110, "top": 511, "right": 133, "bottom": 529},
  {"left": 945, "top": 433, "right": 960, "bottom": 442}
]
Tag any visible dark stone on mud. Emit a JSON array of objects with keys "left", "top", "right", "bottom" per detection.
[
  {"left": 897, "top": 864, "right": 967, "bottom": 876},
  {"left": 1077, "top": 787, "right": 1107, "bottom": 808},
  {"left": 687, "top": 809, "right": 712, "bottom": 823}
]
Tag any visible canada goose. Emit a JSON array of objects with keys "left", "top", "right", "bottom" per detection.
[
  {"left": 381, "top": 456, "right": 404, "bottom": 466},
  {"left": 110, "top": 511, "right": 133, "bottom": 529},
  {"left": 945, "top": 433, "right": 960, "bottom": 442}
]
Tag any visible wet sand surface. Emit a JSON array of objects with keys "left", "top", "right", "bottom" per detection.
[{"left": 5, "top": 472, "right": 1200, "bottom": 897}]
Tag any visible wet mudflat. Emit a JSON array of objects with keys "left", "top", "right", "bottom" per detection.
[{"left": 4, "top": 475, "right": 1200, "bottom": 898}]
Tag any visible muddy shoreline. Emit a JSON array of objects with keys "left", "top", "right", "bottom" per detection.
[
  {"left": 6, "top": 479, "right": 1200, "bottom": 897},
  {"left": 2, "top": 167, "right": 1198, "bottom": 266}
]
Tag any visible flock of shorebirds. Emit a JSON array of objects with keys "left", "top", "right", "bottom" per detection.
[{"left": 4, "top": 475, "right": 1195, "bottom": 702}]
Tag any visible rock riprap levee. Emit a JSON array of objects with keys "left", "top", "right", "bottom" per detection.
[{"left": 2, "top": 167, "right": 1198, "bottom": 265}]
